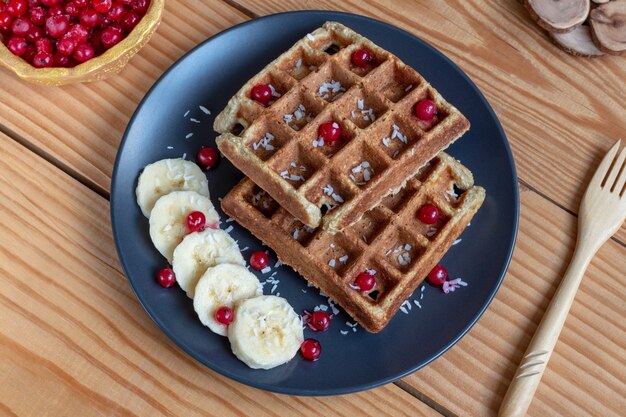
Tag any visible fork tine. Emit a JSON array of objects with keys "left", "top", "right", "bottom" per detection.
[
  {"left": 605, "top": 142, "right": 626, "bottom": 191},
  {"left": 613, "top": 147, "right": 626, "bottom": 196},
  {"left": 590, "top": 140, "right": 621, "bottom": 189}
]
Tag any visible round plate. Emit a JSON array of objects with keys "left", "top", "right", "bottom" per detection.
[{"left": 111, "top": 11, "right": 519, "bottom": 396}]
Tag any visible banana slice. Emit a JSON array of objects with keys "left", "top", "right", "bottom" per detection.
[
  {"left": 193, "top": 264, "right": 262, "bottom": 336},
  {"left": 149, "top": 191, "right": 220, "bottom": 262},
  {"left": 228, "top": 295, "right": 304, "bottom": 370},
  {"left": 173, "top": 228, "right": 246, "bottom": 298},
  {"left": 136, "top": 158, "right": 209, "bottom": 217}
]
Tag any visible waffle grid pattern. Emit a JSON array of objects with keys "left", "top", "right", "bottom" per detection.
[
  {"left": 222, "top": 154, "right": 485, "bottom": 332},
  {"left": 215, "top": 22, "right": 470, "bottom": 233}
]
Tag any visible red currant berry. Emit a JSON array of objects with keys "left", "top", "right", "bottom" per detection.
[
  {"left": 28, "top": 6, "right": 46, "bottom": 25},
  {"left": 72, "top": 42, "right": 94, "bottom": 62},
  {"left": 53, "top": 52, "right": 70, "bottom": 66},
  {"left": 100, "top": 25, "right": 122, "bottom": 48},
  {"left": 196, "top": 146, "right": 219, "bottom": 171},
  {"left": 186, "top": 211, "right": 206, "bottom": 233},
  {"left": 32, "top": 50, "right": 53, "bottom": 67},
  {"left": 56, "top": 36, "right": 77, "bottom": 56},
  {"left": 7, "top": 36, "right": 27, "bottom": 56},
  {"left": 130, "top": 0, "right": 148, "bottom": 14},
  {"left": 40, "top": 0, "right": 60, "bottom": 6},
  {"left": 47, "top": 4, "right": 63, "bottom": 15},
  {"left": 22, "top": 43, "right": 36, "bottom": 63},
  {"left": 106, "top": 2, "right": 126, "bottom": 21},
  {"left": 11, "top": 16, "right": 32, "bottom": 36},
  {"left": 26, "top": 25, "right": 43, "bottom": 42},
  {"left": 92, "top": 0, "right": 112, "bottom": 13},
  {"left": 427, "top": 264, "right": 448, "bottom": 286},
  {"left": 309, "top": 311, "right": 330, "bottom": 332},
  {"left": 96, "top": 15, "right": 111, "bottom": 29},
  {"left": 0, "top": 12, "right": 12, "bottom": 31},
  {"left": 157, "top": 267, "right": 176, "bottom": 288},
  {"left": 214, "top": 306, "right": 234, "bottom": 326},
  {"left": 74, "top": 0, "right": 89, "bottom": 8},
  {"left": 351, "top": 48, "right": 372, "bottom": 67},
  {"left": 250, "top": 84, "right": 272, "bottom": 106},
  {"left": 35, "top": 37, "right": 52, "bottom": 53},
  {"left": 318, "top": 121, "right": 342, "bottom": 145},
  {"left": 418, "top": 204, "right": 439, "bottom": 225},
  {"left": 300, "top": 338, "right": 321, "bottom": 361},
  {"left": 79, "top": 7, "right": 100, "bottom": 27},
  {"left": 65, "top": 2, "right": 79, "bottom": 16},
  {"left": 68, "top": 23, "right": 89, "bottom": 44},
  {"left": 27, "top": 0, "right": 40, "bottom": 7},
  {"left": 354, "top": 272, "right": 376, "bottom": 291},
  {"left": 414, "top": 99, "right": 437, "bottom": 121},
  {"left": 5, "top": 0, "right": 27, "bottom": 17},
  {"left": 120, "top": 10, "right": 138, "bottom": 31},
  {"left": 45, "top": 14, "right": 69, "bottom": 38},
  {"left": 249, "top": 251, "right": 269, "bottom": 271}
]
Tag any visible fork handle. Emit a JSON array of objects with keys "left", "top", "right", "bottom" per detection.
[{"left": 498, "top": 244, "right": 595, "bottom": 417}]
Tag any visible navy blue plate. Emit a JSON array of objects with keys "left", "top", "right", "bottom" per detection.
[{"left": 111, "top": 11, "right": 519, "bottom": 396}]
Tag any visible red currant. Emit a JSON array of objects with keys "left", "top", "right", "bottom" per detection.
[
  {"left": 250, "top": 84, "right": 272, "bottom": 106},
  {"left": 64, "top": 2, "right": 80, "bottom": 17},
  {"left": 56, "top": 36, "right": 77, "bottom": 56},
  {"left": 79, "top": 7, "right": 100, "bottom": 27},
  {"left": 7, "top": 36, "right": 27, "bottom": 56},
  {"left": 427, "top": 264, "right": 448, "bottom": 286},
  {"left": 95, "top": 14, "right": 111, "bottom": 29},
  {"left": 74, "top": 0, "right": 89, "bottom": 8},
  {"left": 309, "top": 311, "right": 330, "bottom": 332},
  {"left": 27, "top": 0, "right": 40, "bottom": 7},
  {"left": 45, "top": 14, "right": 69, "bottom": 38},
  {"left": 300, "top": 338, "right": 321, "bottom": 361},
  {"left": 214, "top": 306, "right": 234, "bottom": 326},
  {"left": 5, "top": 0, "right": 27, "bottom": 17},
  {"left": 35, "top": 37, "right": 52, "bottom": 53},
  {"left": 418, "top": 204, "right": 439, "bottom": 225},
  {"left": 120, "top": 10, "right": 139, "bottom": 31},
  {"left": 414, "top": 99, "right": 437, "bottom": 121},
  {"left": 186, "top": 211, "right": 206, "bottom": 233},
  {"left": 130, "top": 0, "right": 148, "bottom": 14},
  {"left": 92, "top": 0, "right": 112, "bottom": 13},
  {"left": 26, "top": 25, "right": 43, "bottom": 42},
  {"left": 351, "top": 48, "right": 372, "bottom": 67},
  {"left": 32, "top": 50, "right": 53, "bottom": 67},
  {"left": 0, "top": 12, "right": 12, "bottom": 31},
  {"left": 249, "top": 251, "right": 269, "bottom": 271},
  {"left": 106, "top": 2, "right": 126, "bottom": 21},
  {"left": 318, "top": 121, "right": 342, "bottom": 145},
  {"left": 100, "top": 25, "right": 122, "bottom": 48},
  {"left": 157, "top": 267, "right": 176, "bottom": 288},
  {"left": 354, "top": 272, "right": 376, "bottom": 291},
  {"left": 28, "top": 6, "right": 46, "bottom": 25},
  {"left": 40, "top": 0, "right": 60, "bottom": 6},
  {"left": 196, "top": 146, "right": 220, "bottom": 170},
  {"left": 11, "top": 16, "right": 32, "bottom": 36},
  {"left": 68, "top": 23, "right": 89, "bottom": 43},
  {"left": 47, "top": 4, "right": 63, "bottom": 15},
  {"left": 22, "top": 43, "right": 36, "bottom": 63},
  {"left": 72, "top": 42, "right": 94, "bottom": 62},
  {"left": 53, "top": 52, "right": 70, "bottom": 66}
]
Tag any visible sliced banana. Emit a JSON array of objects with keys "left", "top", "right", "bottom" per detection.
[
  {"left": 193, "top": 264, "right": 262, "bottom": 336},
  {"left": 173, "top": 228, "right": 246, "bottom": 298},
  {"left": 136, "top": 158, "right": 209, "bottom": 217},
  {"left": 228, "top": 295, "right": 304, "bottom": 370},
  {"left": 149, "top": 191, "right": 220, "bottom": 262}
]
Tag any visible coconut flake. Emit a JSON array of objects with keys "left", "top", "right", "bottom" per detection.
[{"left": 199, "top": 105, "right": 211, "bottom": 114}]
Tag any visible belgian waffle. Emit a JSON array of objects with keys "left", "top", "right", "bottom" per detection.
[
  {"left": 215, "top": 21, "right": 470, "bottom": 233},
  {"left": 222, "top": 153, "right": 485, "bottom": 333}
]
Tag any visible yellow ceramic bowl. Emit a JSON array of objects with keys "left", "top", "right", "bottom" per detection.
[{"left": 0, "top": 0, "right": 164, "bottom": 86}]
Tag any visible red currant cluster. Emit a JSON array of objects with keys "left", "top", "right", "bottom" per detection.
[{"left": 0, "top": 0, "right": 149, "bottom": 68}]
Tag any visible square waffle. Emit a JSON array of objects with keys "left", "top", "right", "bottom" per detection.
[
  {"left": 214, "top": 21, "right": 470, "bottom": 233},
  {"left": 221, "top": 153, "right": 485, "bottom": 333}
]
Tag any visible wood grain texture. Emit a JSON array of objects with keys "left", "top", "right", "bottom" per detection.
[
  {"left": 225, "top": 0, "right": 626, "bottom": 243},
  {"left": 0, "top": 133, "right": 442, "bottom": 417},
  {"left": 0, "top": 0, "right": 248, "bottom": 194}
]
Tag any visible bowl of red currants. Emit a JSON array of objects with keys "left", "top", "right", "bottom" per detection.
[{"left": 0, "top": 0, "right": 163, "bottom": 85}]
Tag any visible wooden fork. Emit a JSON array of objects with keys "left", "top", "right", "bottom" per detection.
[{"left": 499, "top": 140, "right": 626, "bottom": 417}]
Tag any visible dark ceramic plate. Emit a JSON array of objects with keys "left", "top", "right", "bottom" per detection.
[{"left": 111, "top": 11, "right": 518, "bottom": 396}]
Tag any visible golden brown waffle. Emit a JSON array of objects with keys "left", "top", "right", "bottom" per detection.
[
  {"left": 222, "top": 153, "right": 485, "bottom": 333},
  {"left": 215, "top": 21, "right": 470, "bottom": 233}
]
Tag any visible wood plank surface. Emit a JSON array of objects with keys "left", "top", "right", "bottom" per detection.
[
  {"left": 223, "top": 0, "right": 626, "bottom": 243},
  {"left": 0, "top": 0, "right": 248, "bottom": 194},
  {"left": 401, "top": 184, "right": 626, "bottom": 416},
  {"left": 0, "top": 133, "right": 442, "bottom": 416}
]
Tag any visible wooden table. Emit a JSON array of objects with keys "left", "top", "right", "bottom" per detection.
[{"left": 1, "top": 1, "right": 624, "bottom": 416}]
